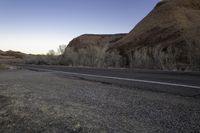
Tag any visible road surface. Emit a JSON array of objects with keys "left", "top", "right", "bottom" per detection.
[{"left": 20, "top": 65, "right": 200, "bottom": 97}]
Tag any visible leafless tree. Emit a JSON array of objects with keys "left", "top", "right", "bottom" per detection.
[{"left": 57, "top": 45, "right": 67, "bottom": 55}]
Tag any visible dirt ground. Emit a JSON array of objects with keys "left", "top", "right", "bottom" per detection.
[{"left": 0, "top": 69, "right": 200, "bottom": 133}]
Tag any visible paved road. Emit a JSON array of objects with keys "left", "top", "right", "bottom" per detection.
[{"left": 20, "top": 65, "right": 200, "bottom": 97}]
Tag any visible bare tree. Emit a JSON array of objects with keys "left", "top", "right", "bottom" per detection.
[{"left": 57, "top": 45, "right": 67, "bottom": 55}]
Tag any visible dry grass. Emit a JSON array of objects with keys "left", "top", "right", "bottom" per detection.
[
  {"left": 61, "top": 46, "right": 122, "bottom": 68},
  {"left": 127, "top": 42, "right": 200, "bottom": 71},
  {"left": 0, "top": 64, "right": 10, "bottom": 70}
]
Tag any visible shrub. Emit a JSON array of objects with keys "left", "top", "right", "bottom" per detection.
[
  {"left": 60, "top": 46, "right": 122, "bottom": 68},
  {"left": 24, "top": 55, "right": 59, "bottom": 65}
]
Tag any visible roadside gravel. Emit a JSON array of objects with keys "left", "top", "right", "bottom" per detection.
[{"left": 0, "top": 69, "right": 200, "bottom": 133}]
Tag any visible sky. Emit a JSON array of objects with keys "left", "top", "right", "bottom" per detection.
[{"left": 0, "top": 0, "right": 159, "bottom": 54}]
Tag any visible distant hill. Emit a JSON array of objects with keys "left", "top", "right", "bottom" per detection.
[
  {"left": 0, "top": 50, "right": 28, "bottom": 64},
  {"left": 108, "top": 0, "right": 200, "bottom": 70},
  {"left": 0, "top": 50, "right": 27, "bottom": 60}
]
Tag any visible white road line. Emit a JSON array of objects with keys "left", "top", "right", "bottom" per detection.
[{"left": 29, "top": 67, "right": 200, "bottom": 89}]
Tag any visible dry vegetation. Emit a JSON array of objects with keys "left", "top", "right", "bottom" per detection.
[
  {"left": 127, "top": 43, "right": 200, "bottom": 71},
  {"left": 24, "top": 43, "right": 200, "bottom": 71},
  {"left": 25, "top": 45, "right": 122, "bottom": 68},
  {"left": 60, "top": 46, "right": 122, "bottom": 68}
]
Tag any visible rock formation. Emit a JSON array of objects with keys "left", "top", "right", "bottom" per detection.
[
  {"left": 67, "top": 34, "right": 126, "bottom": 50},
  {"left": 109, "top": 0, "right": 200, "bottom": 70},
  {"left": 64, "top": 0, "right": 200, "bottom": 70}
]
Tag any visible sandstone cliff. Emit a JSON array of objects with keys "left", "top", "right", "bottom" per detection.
[
  {"left": 109, "top": 0, "right": 200, "bottom": 70},
  {"left": 67, "top": 34, "right": 126, "bottom": 50}
]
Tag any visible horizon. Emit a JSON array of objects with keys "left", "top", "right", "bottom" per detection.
[{"left": 0, "top": 0, "right": 159, "bottom": 54}]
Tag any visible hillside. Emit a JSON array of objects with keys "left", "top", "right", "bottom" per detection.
[
  {"left": 0, "top": 50, "right": 26, "bottom": 59},
  {"left": 109, "top": 0, "right": 200, "bottom": 70},
  {"left": 0, "top": 50, "right": 27, "bottom": 63},
  {"left": 67, "top": 34, "right": 126, "bottom": 50}
]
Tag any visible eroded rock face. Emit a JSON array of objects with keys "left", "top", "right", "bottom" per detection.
[
  {"left": 67, "top": 34, "right": 126, "bottom": 50},
  {"left": 110, "top": 0, "right": 200, "bottom": 70}
]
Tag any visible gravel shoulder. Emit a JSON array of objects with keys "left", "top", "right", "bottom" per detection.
[{"left": 0, "top": 69, "right": 200, "bottom": 133}]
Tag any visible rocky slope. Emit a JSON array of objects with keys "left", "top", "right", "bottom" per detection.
[
  {"left": 67, "top": 34, "right": 126, "bottom": 50},
  {"left": 109, "top": 0, "right": 200, "bottom": 70},
  {"left": 61, "top": 34, "right": 126, "bottom": 67}
]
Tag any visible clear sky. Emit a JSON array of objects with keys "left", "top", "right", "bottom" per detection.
[{"left": 0, "top": 0, "right": 159, "bottom": 54}]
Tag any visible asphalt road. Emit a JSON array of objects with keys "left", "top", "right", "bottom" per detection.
[{"left": 20, "top": 65, "right": 200, "bottom": 97}]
